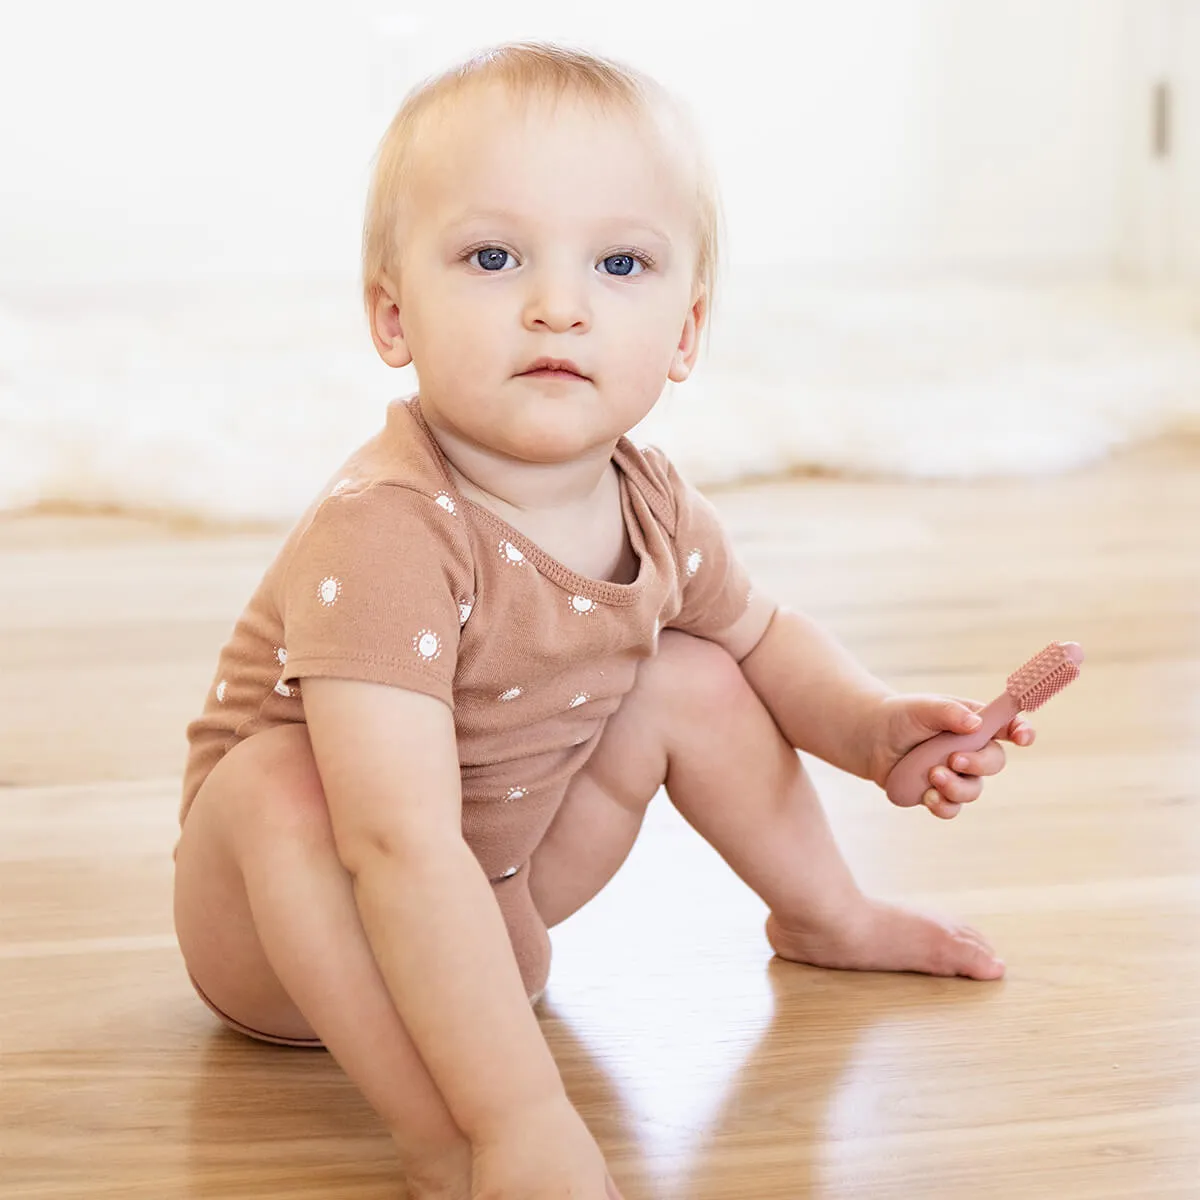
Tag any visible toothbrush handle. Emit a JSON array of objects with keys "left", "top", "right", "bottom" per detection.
[{"left": 884, "top": 692, "right": 1020, "bottom": 808}]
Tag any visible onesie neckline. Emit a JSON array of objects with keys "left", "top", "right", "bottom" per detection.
[{"left": 404, "top": 394, "right": 652, "bottom": 607}]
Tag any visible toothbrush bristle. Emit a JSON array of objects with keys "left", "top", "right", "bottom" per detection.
[{"left": 1006, "top": 642, "right": 1083, "bottom": 711}]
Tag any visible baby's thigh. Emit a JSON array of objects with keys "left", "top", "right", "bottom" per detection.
[{"left": 173, "top": 724, "right": 325, "bottom": 1042}]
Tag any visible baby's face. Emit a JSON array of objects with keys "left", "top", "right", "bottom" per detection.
[{"left": 372, "top": 85, "right": 705, "bottom": 465}]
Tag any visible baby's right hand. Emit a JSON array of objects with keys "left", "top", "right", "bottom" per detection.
[{"left": 470, "top": 1097, "right": 622, "bottom": 1200}]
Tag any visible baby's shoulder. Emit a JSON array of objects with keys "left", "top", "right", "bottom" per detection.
[
  {"left": 321, "top": 396, "right": 452, "bottom": 500},
  {"left": 289, "top": 397, "right": 474, "bottom": 567},
  {"left": 615, "top": 435, "right": 687, "bottom": 532}
]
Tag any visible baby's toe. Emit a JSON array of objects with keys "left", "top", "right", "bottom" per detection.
[{"left": 948, "top": 928, "right": 1005, "bottom": 980}]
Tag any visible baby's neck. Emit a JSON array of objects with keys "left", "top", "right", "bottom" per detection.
[{"left": 429, "top": 421, "right": 618, "bottom": 520}]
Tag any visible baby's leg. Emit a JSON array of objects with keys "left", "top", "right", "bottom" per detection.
[
  {"left": 174, "top": 725, "right": 470, "bottom": 1197},
  {"left": 530, "top": 631, "right": 1003, "bottom": 980}
]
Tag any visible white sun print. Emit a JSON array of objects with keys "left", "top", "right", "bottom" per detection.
[
  {"left": 500, "top": 540, "right": 525, "bottom": 565},
  {"left": 504, "top": 786, "right": 527, "bottom": 803},
  {"left": 317, "top": 576, "right": 342, "bottom": 606},
  {"left": 498, "top": 686, "right": 523, "bottom": 702},
  {"left": 330, "top": 478, "right": 353, "bottom": 496},
  {"left": 215, "top": 679, "right": 227, "bottom": 703},
  {"left": 568, "top": 692, "right": 590, "bottom": 709},
  {"left": 458, "top": 598, "right": 474, "bottom": 626},
  {"left": 274, "top": 679, "right": 293, "bottom": 698},
  {"left": 434, "top": 491, "right": 457, "bottom": 516},
  {"left": 569, "top": 594, "right": 595, "bottom": 616},
  {"left": 685, "top": 549, "right": 703, "bottom": 577},
  {"left": 275, "top": 646, "right": 287, "bottom": 666},
  {"left": 413, "top": 630, "right": 442, "bottom": 661}
]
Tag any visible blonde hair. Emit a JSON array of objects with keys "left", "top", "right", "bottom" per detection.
[{"left": 360, "top": 40, "right": 724, "bottom": 351}]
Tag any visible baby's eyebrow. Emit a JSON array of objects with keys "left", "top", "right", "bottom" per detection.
[{"left": 442, "top": 209, "right": 672, "bottom": 245}]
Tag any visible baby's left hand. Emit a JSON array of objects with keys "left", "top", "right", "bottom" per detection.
[{"left": 869, "top": 694, "right": 1036, "bottom": 820}]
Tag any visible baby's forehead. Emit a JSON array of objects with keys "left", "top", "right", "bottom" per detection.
[
  {"left": 427, "top": 82, "right": 685, "bottom": 168},
  {"left": 405, "top": 86, "right": 696, "bottom": 219}
]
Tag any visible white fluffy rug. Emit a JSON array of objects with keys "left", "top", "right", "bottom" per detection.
[{"left": 2, "top": 267, "right": 1198, "bottom": 524}]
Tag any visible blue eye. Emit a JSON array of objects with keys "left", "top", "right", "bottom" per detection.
[
  {"left": 474, "top": 248, "right": 513, "bottom": 271},
  {"left": 465, "top": 247, "right": 651, "bottom": 275},
  {"left": 601, "top": 253, "right": 642, "bottom": 277}
]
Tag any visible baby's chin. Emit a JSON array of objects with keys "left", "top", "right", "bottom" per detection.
[
  {"left": 487, "top": 391, "right": 624, "bottom": 461},
  {"left": 491, "top": 423, "right": 613, "bottom": 465}
]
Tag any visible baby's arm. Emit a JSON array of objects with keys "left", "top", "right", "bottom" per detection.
[
  {"left": 729, "top": 597, "right": 1029, "bottom": 808},
  {"left": 720, "top": 596, "right": 894, "bottom": 780},
  {"left": 301, "top": 676, "right": 570, "bottom": 1142}
]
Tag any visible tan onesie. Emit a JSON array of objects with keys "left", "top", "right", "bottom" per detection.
[{"left": 181, "top": 394, "right": 758, "bottom": 997}]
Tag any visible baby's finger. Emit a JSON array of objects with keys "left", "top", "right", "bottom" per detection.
[
  {"left": 922, "top": 789, "right": 962, "bottom": 820},
  {"left": 1003, "top": 718, "right": 1036, "bottom": 747},
  {"left": 930, "top": 765, "right": 983, "bottom": 805},
  {"left": 948, "top": 740, "right": 1007, "bottom": 778}
]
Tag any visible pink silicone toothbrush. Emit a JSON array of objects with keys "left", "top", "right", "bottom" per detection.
[{"left": 885, "top": 641, "right": 1085, "bottom": 808}]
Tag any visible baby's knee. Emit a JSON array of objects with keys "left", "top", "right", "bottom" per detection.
[
  {"left": 204, "top": 724, "right": 332, "bottom": 854},
  {"left": 648, "top": 629, "right": 748, "bottom": 720}
]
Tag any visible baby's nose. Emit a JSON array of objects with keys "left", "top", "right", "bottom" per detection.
[{"left": 523, "top": 273, "right": 590, "bottom": 331}]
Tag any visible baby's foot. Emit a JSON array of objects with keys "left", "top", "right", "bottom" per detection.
[{"left": 766, "top": 896, "right": 1005, "bottom": 981}]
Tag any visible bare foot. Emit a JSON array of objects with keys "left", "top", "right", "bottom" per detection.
[{"left": 766, "top": 896, "right": 1005, "bottom": 981}]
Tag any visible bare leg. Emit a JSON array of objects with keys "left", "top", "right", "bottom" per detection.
[
  {"left": 530, "top": 631, "right": 1004, "bottom": 980},
  {"left": 174, "top": 725, "right": 471, "bottom": 1198}
]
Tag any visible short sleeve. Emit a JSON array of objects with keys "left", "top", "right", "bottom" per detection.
[
  {"left": 653, "top": 452, "right": 755, "bottom": 639},
  {"left": 279, "top": 485, "right": 473, "bottom": 709}
]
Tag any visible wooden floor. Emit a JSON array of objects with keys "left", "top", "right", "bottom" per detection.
[{"left": 3, "top": 433, "right": 1199, "bottom": 1199}]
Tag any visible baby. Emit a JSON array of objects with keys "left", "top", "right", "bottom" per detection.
[{"left": 173, "top": 40, "right": 1034, "bottom": 1200}]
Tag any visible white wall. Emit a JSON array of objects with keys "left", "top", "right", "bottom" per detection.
[
  {"left": 0, "top": 0, "right": 1148, "bottom": 289},
  {"left": 1152, "top": 0, "right": 1200, "bottom": 281},
  {"left": 1114, "top": 0, "right": 1200, "bottom": 281},
  {"left": 1182, "top": 2, "right": 1200, "bottom": 279}
]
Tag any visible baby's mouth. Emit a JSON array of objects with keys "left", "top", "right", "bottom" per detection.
[{"left": 518, "top": 357, "right": 590, "bottom": 381}]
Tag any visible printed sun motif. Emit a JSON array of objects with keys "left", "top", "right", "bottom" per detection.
[
  {"left": 569, "top": 594, "right": 595, "bottom": 615},
  {"left": 330, "top": 478, "right": 353, "bottom": 496},
  {"left": 685, "top": 549, "right": 703, "bottom": 577},
  {"left": 215, "top": 680, "right": 227, "bottom": 703},
  {"left": 274, "top": 679, "right": 293, "bottom": 698},
  {"left": 434, "top": 491, "right": 457, "bottom": 516},
  {"left": 568, "top": 693, "right": 590, "bottom": 709},
  {"left": 317, "top": 576, "right": 342, "bottom": 606},
  {"left": 413, "top": 630, "right": 442, "bottom": 660},
  {"left": 500, "top": 540, "right": 525, "bottom": 565},
  {"left": 504, "top": 787, "right": 528, "bottom": 803},
  {"left": 458, "top": 598, "right": 474, "bottom": 626},
  {"left": 498, "top": 686, "right": 523, "bottom": 702},
  {"left": 275, "top": 646, "right": 287, "bottom": 666}
]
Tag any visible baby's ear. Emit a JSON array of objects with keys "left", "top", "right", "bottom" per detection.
[
  {"left": 368, "top": 274, "right": 413, "bottom": 369},
  {"left": 667, "top": 290, "right": 706, "bottom": 384}
]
